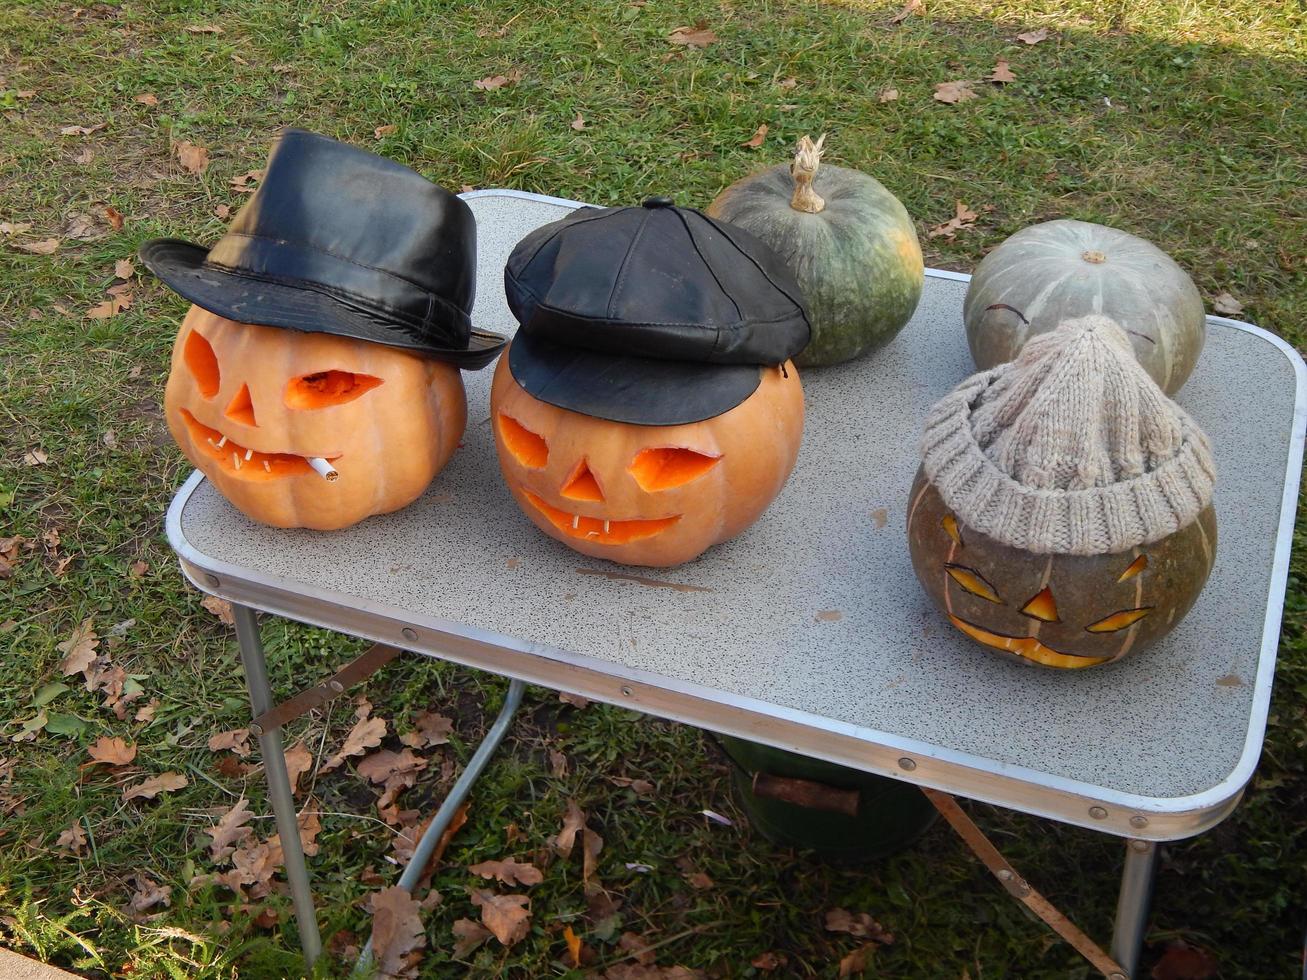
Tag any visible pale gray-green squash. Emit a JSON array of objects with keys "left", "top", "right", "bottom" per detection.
[
  {"left": 707, "top": 136, "right": 924, "bottom": 367},
  {"left": 963, "top": 219, "right": 1206, "bottom": 393}
]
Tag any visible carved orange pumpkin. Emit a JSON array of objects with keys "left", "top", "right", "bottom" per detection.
[
  {"left": 490, "top": 347, "right": 805, "bottom": 567},
  {"left": 906, "top": 467, "right": 1217, "bottom": 668},
  {"left": 164, "top": 305, "right": 467, "bottom": 530}
]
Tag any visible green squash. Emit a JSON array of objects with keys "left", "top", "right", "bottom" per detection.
[
  {"left": 707, "top": 135, "right": 924, "bottom": 367},
  {"left": 963, "top": 219, "right": 1206, "bottom": 393}
]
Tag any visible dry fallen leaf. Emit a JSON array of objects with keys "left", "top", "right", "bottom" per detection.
[
  {"left": 126, "top": 874, "right": 172, "bottom": 914},
  {"left": 878, "top": 87, "right": 900, "bottom": 102},
  {"left": 135, "top": 699, "right": 158, "bottom": 723},
  {"left": 838, "top": 943, "right": 877, "bottom": 977},
  {"left": 473, "top": 70, "right": 523, "bottom": 91},
  {"left": 552, "top": 799, "right": 586, "bottom": 858},
  {"left": 15, "top": 238, "right": 60, "bottom": 255},
  {"left": 85, "top": 293, "right": 133, "bottom": 319},
  {"left": 471, "top": 889, "right": 532, "bottom": 946},
  {"left": 284, "top": 740, "right": 313, "bottom": 793},
  {"left": 582, "top": 827, "right": 603, "bottom": 893},
  {"left": 777, "top": 76, "right": 798, "bottom": 90},
  {"left": 571, "top": 112, "right": 587, "bottom": 131},
  {"left": 1212, "top": 292, "right": 1243, "bottom": 316},
  {"left": 989, "top": 59, "right": 1016, "bottom": 83},
  {"left": 452, "top": 918, "right": 492, "bottom": 959},
  {"left": 751, "top": 951, "right": 787, "bottom": 971},
  {"left": 824, "top": 908, "right": 894, "bottom": 943},
  {"left": 88, "top": 735, "right": 136, "bottom": 766},
  {"left": 1016, "top": 27, "right": 1050, "bottom": 45},
  {"left": 927, "top": 200, "right": 981, "bottom": 239},
  {"left": 0, "top": 222, "right": 33, "bottom": 235},
  {"left": 103, "top": 206, "right": 125, "bottom": 231},
  {"left": 563, "top": 924, "right": 583, "bottom": 968},
  {"left": 208, "top": 728, "right": 252, "bottom": 758},
  {"left": 208, "top": 797, "right": 255, "bottom": 862},
  {"left": 114, "top": 258, "right": 135, "bottom": 279},
  {"left": 742, "top": 124, "right": 769, "bottom": 149},
  {"left": 215, "top": 204, "right": 231, "bottom": 220},
  {"left": 558, "top": 691, "right": 590, "bottom": 709},
  {"left": 184, "top": 23, "right": 224, "bottom": 33},
  {"left": 57, "top": 821, "right": 88, "bottom": 855},
  {"left": 468, "top": 857, "right": 544, "bottom": 887},
  {"left": 58, "top": 619, "right": 99, "bottom": 676},
  {"left": 122, "top": 771, "right": 188, "bottom": 802},
  {"left": 357, "top": 748, "right": 427, "bottom": 784},
  {"left": 175, "top": 141, "right": 210, "bottom": 175},
  {"left": 323, "top": 715, "right": 387, "bottom": 771},
  {"left": 399, "top": 710, "right": 453, "bottom": 748},
  {"left": 685, "top": 870, "right": 714, "bottom": 889},
  {"left": 369, "top": 886, "right": 426, "bottom": 977},
  {"left": 667, "top": 23, "right": 717, "bottom": 48},
  {"left": 230, "top": 169, "right": 263, "bottom": 192},
  {"left": 374, "top": 124, "right": 398, "bottom": 138},
  {"left": 200, "top": 594, "right": 235, "bottom": 626},
  {"left": 60, "top": 122, "right": 107, "bottom": 137},
  {"left": 933, "top": 80, "right": 978, "bottom": 104},
  {"left": 889, "top": 0, "right": 922, "bottom": 24},
  {"left": 135, "top": 93, "right": 159, "bottom": 105}
]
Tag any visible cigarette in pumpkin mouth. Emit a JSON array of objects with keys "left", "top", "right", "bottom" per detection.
[{"left": 308, "top": 457, "right": 339, "bottom": 482}]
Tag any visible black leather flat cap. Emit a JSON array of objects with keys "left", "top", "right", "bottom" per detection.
[
  {"left": 140, "top": 128, "right": 505, "bottom": 369},
  {"left": 504, "top": 197, "right": 810, "bottom": 424}
]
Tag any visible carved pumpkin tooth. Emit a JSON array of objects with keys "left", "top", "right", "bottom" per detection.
[
  {"left": 604, "top": 520, "right": 611, "bottom": 534},
  {"left": 232, "top": 452, "right": 241, "bottom": 470},
  {"left": 263, "top": 460, "right": 271, "bottom": 472},
  {"left": 245, "top": 449, "right": 253, "bottom": 461},
  {"left": 216, "top": 435, "right": 227, "bottom": 448},
  {"left": 572, "top": 514, "right": 580, "bottom": 530}
]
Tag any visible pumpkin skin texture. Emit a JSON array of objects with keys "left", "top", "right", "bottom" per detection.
[
  {"left": 490, "top": 348, "right": 804, "bottom": 567},
  {"left": 906, "top": 468, "right": 1217, "bottom": 669},
  {"left": 963, "top": 219, "right": 1206, "bottom": 394},
  {"left": 165, "top": 305, "right": 467, "bottom": 530},
  {"left": 707, "top": 137, "right": 923, "bottom": 367}
]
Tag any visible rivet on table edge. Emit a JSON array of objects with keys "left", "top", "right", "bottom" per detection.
[
  {"left": 401, "top": 627, "right": 418, "bottom": 641},
  {"left": 205, "top": 574, "right": 220, "bottom": 587},
  {"left": 1088, "top": 805, "right": 1108, "bottom": 820},
  {"left": 996, "top": 869, "right": 1012, "bottom": 881},
  {"left": 1129, "top": 839, "right": 1153, "bottom": 853},
  {"left": 897, "top": 757, "right": 916, "bottom": 771},
  {"left": 1108, "top": 972, "right": 1127, "bottom": 980},
  {"left": 620, "top": 686, "right": 633, "bottom": 697},
  {"left": 328, "top": 680, "right": 345, "bottom": 693},
  {"left": 1129, "top": 815, "right": 1149, "bottom": 829},
  {"left": 249, "top": 723, "right": 264, "bottom": 737}
]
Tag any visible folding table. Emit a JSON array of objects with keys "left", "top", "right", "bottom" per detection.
[{"left": 165, "top": 190, "right": 1306, "bottom": 978}]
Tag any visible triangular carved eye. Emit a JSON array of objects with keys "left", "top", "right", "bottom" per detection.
[
  {"left": 629, "top": 447, "right": 720, "bottom": 491},
  {"left": 561, "top": 460, "right": 604, "bottom": 502},
  {"left": 1118, "top": 555, "right": 1148, "bottom": 581},
  {"left": 944, "top": 564, "right": 1001, "bottom": 603},
  {"left": 1086, "top": 608, "right": 1152, "bottom": 633},
  {"left": 285, "top": 370, "right": 382, "bottom": 410},
  {"left": 497, "top": 414, "right": 548, "bottom": 469},
  {"left": 1020, "top": 587, "right": 1060, "bottom": 622}
]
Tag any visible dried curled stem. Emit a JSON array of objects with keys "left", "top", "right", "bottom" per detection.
[{"left": 789, "top": 133, "right": 826, "bottom": 214}]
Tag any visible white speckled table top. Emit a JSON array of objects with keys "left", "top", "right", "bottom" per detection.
[{"left": 169, "top": 191, "right": 1305, "bottom": 839}]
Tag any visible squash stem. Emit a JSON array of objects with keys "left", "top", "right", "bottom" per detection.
[{"left": 789, "top": 134, "right": 827, "bottom": 214}]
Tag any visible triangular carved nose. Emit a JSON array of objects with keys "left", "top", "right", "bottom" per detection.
[
  {"left": 225, "top": 383, "right": 257, "bottom": 427},
  {"left": 560, "top": 459, "right": 604, "bottom": 502}
]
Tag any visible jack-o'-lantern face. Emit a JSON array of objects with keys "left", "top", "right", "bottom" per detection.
[
  {"left": 165, "top": 305, "right": 467, "bottom": 530},
  {"left": 489, "top": 349, "right": 804, "bottom": 567},
  {"left": 906, "top": 468, "right": 1216, "bottom": 668}
]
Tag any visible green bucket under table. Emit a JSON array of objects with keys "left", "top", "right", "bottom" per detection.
[{"left": 716, "top": 735, "right": 937, "bottom": 863}]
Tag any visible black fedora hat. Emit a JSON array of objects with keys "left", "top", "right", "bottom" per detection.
[
  {"left": 140, "top": 128, "right": 505, "bottom": 369},
  {"left": 504, "top": 197, "right": 811, "bottom": 425}
]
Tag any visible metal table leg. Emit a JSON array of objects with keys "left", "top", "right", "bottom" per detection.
[
  {"left": 1110, "top": 838, "right": 1159, "bottom": 977},
  {"left": 233, "top": 604, "right": 324, "bottom": 969},
  {"left": 352, "top": 678, "right": 526, "bottom": 978}
]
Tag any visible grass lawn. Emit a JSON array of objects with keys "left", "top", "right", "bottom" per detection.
[{"left": 2, "top": 0, "right": 1305, "bottom": 976}]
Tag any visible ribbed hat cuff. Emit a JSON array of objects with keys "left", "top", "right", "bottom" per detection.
[{"left": 921, "top": 370, "right": 1217, "bottom": 555}]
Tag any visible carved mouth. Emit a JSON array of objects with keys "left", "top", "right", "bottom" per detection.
[
  {"left": 947, "top": 615, "right": 1110, "bottom": 669},
  {"left": 523, "top": 491, "right": 679, "bottom": 545},
  {"left": 179, "top": 409, "right": 339, "bottom": 481}
]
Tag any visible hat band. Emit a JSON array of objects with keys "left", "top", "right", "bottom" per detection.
[{"left": 206, "top": 232, "right": 472, "bottom": 346}]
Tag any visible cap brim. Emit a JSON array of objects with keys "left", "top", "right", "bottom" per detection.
[
  {"left": 507, "top": 330, "right": 762, "bottom": 425},
  {"left": 139, "top": 238, "right": 505, "bottom": 370}
]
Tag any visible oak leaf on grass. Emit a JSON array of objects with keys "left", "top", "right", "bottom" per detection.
[
  {"left": 551, "top": 799, "right": 586, "bottom": 857},
  {"left": 468, "top": 857, "right": 544, "bottom": 887},
  {"left": 14, "top": 238, "right": 60, "bottom": 255},
  {"left": 208, "top": 728, "right": 251, "bottom": 757},
  {"left": 471, "top": 889, "right": 531, "bottom": 946},
  {"left": 1016, "top": 27, "right": 1050, "bottom": 45},
  {"left": 667, "top": 22, "right": 717, "bottom": 48},
  {"left": 208, "top": 797, "right": 255, "bottom": 862},
  {"left": 122, "top": 771, "right": 188, "bottom": 801},
  {"left": 451, "top": 918, "right": 492, "bottom": 958},
  {"left": 58, "top": 619, "right": 99, "bottom": 676},
  {"left": 933, "top": 80, "right": 978, "bottom": 104},
  {"left": 57, "top": 822, "right": 88, "bottom": 855},
  {"left": 175, "top": 141, "right": 210, "bottom": 175},
  {"left": 200, "top": 594, "right": 235, "bottom": 625},
  {"left": 323, "top": 715, "right": 387, "bottom": 771},
  {"left": 87, "top": 735, "right": 136, "bottom": 766},
  {"left": 989, "top": 59, "right": 1016, "bottom": 83},
  {"left": 742, "top": 124, "right": 768, "bottom": 148},
  {"left": 370, "top": 886, "right": 426, "bottom": 978},
  {"left": 1212, "top": 292, "right": 1243, "bottom": 315}
]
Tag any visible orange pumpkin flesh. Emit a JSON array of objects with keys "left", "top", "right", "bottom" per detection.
[
  {"left": 165, "top": 305, "right": 467, "bottom": 530},
  {"left": 490, "top": 345, "right": 804, "bottom": 567}
]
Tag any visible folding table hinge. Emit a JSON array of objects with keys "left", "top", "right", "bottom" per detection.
[{"left": 249, "top": 643, "right": 401, "bottom": 736}]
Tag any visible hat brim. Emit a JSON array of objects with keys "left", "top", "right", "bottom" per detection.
[
  {"left": 139, "top": 239, "right": 505, "bottom": 370},
  {"left": 507, "top": 330, "right": 762, "bottom": 425}
]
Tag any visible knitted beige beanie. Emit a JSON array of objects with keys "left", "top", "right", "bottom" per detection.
[{"left": 921, "top": 314, "right": 1215, "bottom": 555}]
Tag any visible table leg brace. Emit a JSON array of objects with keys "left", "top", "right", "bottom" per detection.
[{"left": 233, "top": 604, "right": 324, "bottom": 969}]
